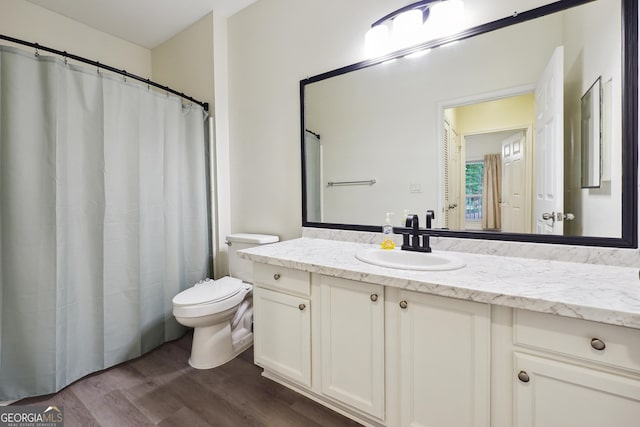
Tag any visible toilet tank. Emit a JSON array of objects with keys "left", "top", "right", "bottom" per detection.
[{"left": 227, "top": 233, "right": 279, "bottom": 282}]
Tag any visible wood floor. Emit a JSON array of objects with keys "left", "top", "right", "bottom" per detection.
[{"left": 15, "top": 332, "right": 362, "bottom": 427}]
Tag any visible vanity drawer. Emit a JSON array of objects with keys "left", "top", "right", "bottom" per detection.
[
  {"left": 514, "top": 309, "right": 640, "bottom": 373},
  {"left": 253, "top": 262, "right": 310, "bottom": 296}
]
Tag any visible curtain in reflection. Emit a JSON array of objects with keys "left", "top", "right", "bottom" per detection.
[
  {"left": 482, "top": 154, "right": 502, "bottom": 230},
  {"left": 0, "top": 46, "right": 210, "bottom": 401},
  {"left": 304, "top": 131, "right": 322, "bottom": 222}
]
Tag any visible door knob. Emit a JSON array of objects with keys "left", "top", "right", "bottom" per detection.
[
  {"left": 542, "top": 212, "right": 575, "bottom": 222},
  {"left": 370, "top": 294, "right": 378, "bottom": 302},
  {"left": 541, "top": 212, "right": 556, "bottom": 221}
]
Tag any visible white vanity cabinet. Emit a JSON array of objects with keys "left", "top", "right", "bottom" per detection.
[
  {"left": 245, "top": 238, "right": 640, "bottom": 427},
  {"left": 252, "top": 263, "right": 312, "bottom": 387},
  {"left": 251, "top": 261, "right": 492, "bottom": 426},
  {"left": 319, "top": 275, "right": 385, "bottom": 420},
  {"left": 397, "top": 290, "right": 491, "bottom": 427},
  {"left": 512, "top": 309, "right": 640, "bottom": 427}
]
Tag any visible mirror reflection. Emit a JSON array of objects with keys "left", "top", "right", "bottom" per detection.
[
  {"left": 581, "top": 77, "right": 603, "bottom": 189},
  {"left": 303, "top": 0, "right": 625, "bottom": 240}
]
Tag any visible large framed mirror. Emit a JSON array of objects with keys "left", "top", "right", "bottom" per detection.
[{"left": 301, "top": 0, "right": 637, "bottom": 248}]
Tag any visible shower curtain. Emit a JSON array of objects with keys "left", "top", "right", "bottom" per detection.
[
  {"left": 0, "top": 46, "right": 210, "bottom": 401},
  {"left": 304, "top": 131, "right": 321, "bottom": 222}
]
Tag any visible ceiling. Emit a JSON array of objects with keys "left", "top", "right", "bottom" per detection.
[{"left": 24, "top": 0, "right": 258, "bottom": 49}]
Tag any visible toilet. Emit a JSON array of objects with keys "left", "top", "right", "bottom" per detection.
[{"left": 172, "top": 233, "right": 279, "bottom": 369}]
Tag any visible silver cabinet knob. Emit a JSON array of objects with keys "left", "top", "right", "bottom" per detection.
[
  {"left": 591, "top": 338, "right": 606, "bottom": 351},
  {"left": 298, "top": 303, "right": 306, "bottom": 311},
  {"left": 370, "top": 294, "right": 378, "bottom": 302},
  {"left": 273, "top": 273, "right": 281, "bottom": 281},
  {"left": 517, "top": 371, "right": 530, "bottom": 383},
  {"left": 399, "top": 300, "right": 408, "bottom": 309}
]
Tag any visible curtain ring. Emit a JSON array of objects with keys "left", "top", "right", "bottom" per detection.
[
  {"left": 146, "top": 79, "right": 151, "bottom": 91},
  {"left": 96, "top": 62, "right": 100, "bottom": 74},
  {"left": 63, "top": 51, "right": 68, "bottom": 65},
  {"left": 34, "top": 44, "right": 39, "bottom": 58},
  {"left": 122, "top": 70, "right": 127, "bottom": 83}
]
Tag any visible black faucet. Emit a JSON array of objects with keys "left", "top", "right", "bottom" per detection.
[
  {"left": 394, "top": 211, "right": 435, "bottom": 253},
  {"left": 426, "top": 210, "right": 435, "bottom": 229},
  {"left": 405, "top": 214, "right": 421, "bottom": 250},
  {"left": 422, "top": 210, "right": 435, "bottom": 251}
]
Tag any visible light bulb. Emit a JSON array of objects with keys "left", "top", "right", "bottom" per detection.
[
  {"left": 428, "top": 0, "right": 465, "bottom": 37},
  {"left": 365, "top": 24, "right": 390, "bottom": 58},
  {"left": 392, "top": 9, "right": 423, "bottom": 49}
]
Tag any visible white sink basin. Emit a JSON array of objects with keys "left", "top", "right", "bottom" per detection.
[{"left": 355, "top": 248, "right": 465, "bottom": 271}]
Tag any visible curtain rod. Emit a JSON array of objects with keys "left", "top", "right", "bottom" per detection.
[
  {"left": 305, "top": 129, "right": 320, "bottom": 139},
  {"left": 0, "top": 34, "right": 209, "bottom": 112}
]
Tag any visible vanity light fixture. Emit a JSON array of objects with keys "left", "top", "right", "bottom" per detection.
[
  {"left": 405, "top": 48, "right": 432, "bottom": 59},
  {"left": 364, "top": 0, "right": 464, "bottom": 58}
]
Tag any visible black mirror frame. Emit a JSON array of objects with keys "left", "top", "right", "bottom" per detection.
[{"left": 301, "top": 0, "right": 638, "bottom": 249}]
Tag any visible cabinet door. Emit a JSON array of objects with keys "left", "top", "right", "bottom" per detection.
[
  {"left": 515, "top": 353, "right": 640, "bottom": 427},
  {"left": 399, "top": 290, "right": 491, "bottom": 427},
  {"left": 253, "top": 286, "right": 311, "bottom": 387},
  {"left": 320, "top": 277, "right": 385, "bottom": 420}
]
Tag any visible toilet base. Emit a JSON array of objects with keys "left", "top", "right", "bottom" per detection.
[
  {"left": 189, "top": 325, "right": 239, "bottom": 369},
  {"left": 187, "top": 307, "right": 254, "bottom": 370}
]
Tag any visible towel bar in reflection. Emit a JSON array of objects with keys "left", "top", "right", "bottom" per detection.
[{"left": 327, "top": 179, "right": 377, "bottom": 187}]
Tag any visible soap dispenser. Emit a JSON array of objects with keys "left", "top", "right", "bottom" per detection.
[{"left": 381, "top": 212, "right": 395, "bottom": 250}]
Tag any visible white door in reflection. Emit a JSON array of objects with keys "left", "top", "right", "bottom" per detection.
[
  {"left": 444, "top": 119, "right": 462, "bottom": 230},
  {"left": 534, "top": 46, "right": 565, "bottom": 235},
  {"left": 502, "top": 130, "right": 528, "bottom": 233}
]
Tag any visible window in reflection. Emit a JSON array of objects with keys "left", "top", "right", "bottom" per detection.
[{"left": 465, "top": 161, "right": 484, "bottom": 222}]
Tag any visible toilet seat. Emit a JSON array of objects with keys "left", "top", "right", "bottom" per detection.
[
  {"left": 172, "top": 277, "right": 250, "bottom": 318},
  {"left": 173, "top": 277, "right": 244, "bottom": 306}
]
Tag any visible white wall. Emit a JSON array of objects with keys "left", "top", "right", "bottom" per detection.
[
  {"left": 1, "top": 0, "right": 151, "bottom": 77},
  {"left": 228, "top": 0, "right": 566, "bottom": 239},
  {"left": 227, "top": 0, "right": 384, "bottom": 240},
  {"left": 151, "top": 14, "right": 215, "bottom": 108}
]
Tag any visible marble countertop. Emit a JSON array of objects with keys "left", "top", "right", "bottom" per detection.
[{"left": 239, "top": 237, "right": 640, "bottom": 329}]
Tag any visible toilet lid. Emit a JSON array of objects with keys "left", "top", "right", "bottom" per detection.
[{"left": 172, "top": 277, "right": 244, "bottom": 306}]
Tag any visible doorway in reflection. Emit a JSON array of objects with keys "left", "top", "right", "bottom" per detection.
[{"left": 444, "top": 93, "right": 534, "bottom": 233}]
